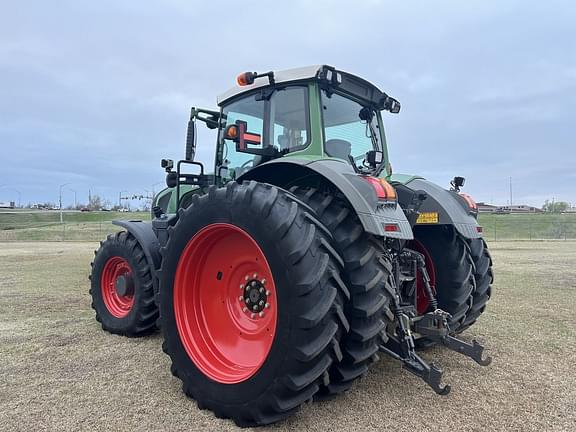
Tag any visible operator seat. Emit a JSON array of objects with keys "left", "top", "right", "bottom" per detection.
[{"left": 325, "top": 139, "right": 352, "bottom": 161}]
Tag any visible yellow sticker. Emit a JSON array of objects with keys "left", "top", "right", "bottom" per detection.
[{"left": 416, "top": 212, "right": 439, "bottom": 224}]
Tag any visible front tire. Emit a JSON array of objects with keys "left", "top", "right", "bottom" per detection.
[
  {"left": 89, "top": 231, "right": 158, "bottom": 337},
  {"left": 159, "top": 182, "right": 347, "bottom": 427}
]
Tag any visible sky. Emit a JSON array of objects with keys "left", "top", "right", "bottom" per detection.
[{"left": 1, "top": 0, "right": 575, "bottom": 208}]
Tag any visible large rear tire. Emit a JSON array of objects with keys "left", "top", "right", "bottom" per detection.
[
  {"left": 89, "top": 231, "right": 158, "bottom": 337},
  {"left": 460, "top": 238, "right": 493, "bottom": 330},
  {"left": 158, "top": 182, "right": 347, "bottom": 427},
  {"left": 411, "top": 226, "right": 475, "bottom": 333},
  {"left": 291, "top": 187, "right": 395, "bottom": 396}
]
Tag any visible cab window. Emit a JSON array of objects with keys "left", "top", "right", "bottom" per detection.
[
  {"left": 270, "top": 86, "right": 309, "bottom": 152},
  {"left": 322, "top": 91, "right": 378, "bottom": 164},
  {"left": 220, "top": 96, "right": 265, "bottom": 179},
  {"left": 220, "top": 86, "right": 309, "bottom": 179}
]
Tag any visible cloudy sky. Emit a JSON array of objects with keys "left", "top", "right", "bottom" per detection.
[{"left": 1, "top": 0, "right": 574, "bottom": 208}]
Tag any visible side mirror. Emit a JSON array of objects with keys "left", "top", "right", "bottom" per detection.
[{"left": 185, "top": 115, "right": 197, "bottom": 161}]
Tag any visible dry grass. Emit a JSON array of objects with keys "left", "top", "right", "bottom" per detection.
[{"left": 0, "top": 241, "right": 575, "bottom": 431}]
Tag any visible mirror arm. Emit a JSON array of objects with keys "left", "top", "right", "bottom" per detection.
[
  {"left": 191, "top": 107, "right": 222, "bottom": 129},
  {"left": 185, "top": 107, "right": 223, "bottom": 161}
]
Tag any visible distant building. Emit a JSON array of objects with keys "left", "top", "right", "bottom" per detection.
[
  {"left": 0, "top": 201, "right": 15, "bottom": 209},
  {"left": 477, "top": 202, "right": 543, "bottom": 214},
  {"left": 506, "top": 205, "right": 543, "bottom": 213},
  {"left": 477, "top": 202, "right": 498, "bottom": 213}
]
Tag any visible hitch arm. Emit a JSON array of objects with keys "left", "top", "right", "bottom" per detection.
[
  {"left": 442, "top": 336, "right": 492, "bottom": 366},
  {"left": 379, "top": 339, "right": 451, "bottom": 395},
  {"left": 413, "top": 311, "right": 492, "bottom": 367}
]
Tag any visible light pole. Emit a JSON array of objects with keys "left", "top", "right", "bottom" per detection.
[
  {"left": 88, "top": 185, "right": 98, "bottom": 208},
  {"left": 68, "top": 188, "right": 77, "bottom": 209},
  {"left": 59, "top": 183, "right": 71, "bottom": 223},
  {"left": 141, "top": 189, "right": 153, "bottom": 211},
  {"left": 119, "top": 190, "right": 128, "bottom": 208}
]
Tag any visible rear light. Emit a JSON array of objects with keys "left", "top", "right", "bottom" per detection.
[
  {"left": 459, "top": 193, "right": 477, "bottom": 210},
  {"left": 476, "top": 226, "right": 483, "bottom": 233},
  {"left": 384, "top": 223, "right": 399, "bottom": 232},
  {"left": 362, "top": 176, "right": 397, "bottom": 201}
]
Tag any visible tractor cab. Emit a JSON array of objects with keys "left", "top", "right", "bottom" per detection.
[{"left": 214, "top": 65, "right": 401, "bottom": 181}]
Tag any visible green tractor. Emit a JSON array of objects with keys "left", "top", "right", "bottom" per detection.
[{"left": 89, "top": 66, "right": 493, "bottom": 426}]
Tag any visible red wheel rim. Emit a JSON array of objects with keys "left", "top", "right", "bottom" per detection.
[
  {"left": 408, "top": 239, "right": 437, "bottom": 315},
  {"left": 174, "top": 223, "right": 278, "bottom": 384},
  {"left": 101, "top": 256, "right": 135, "bottom": 318}
]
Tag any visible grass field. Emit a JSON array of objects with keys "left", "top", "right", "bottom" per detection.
[
  {"left": 1, "top": 210, "right": 575, "bottom": 242},
  {"left": 0, "top": 210, "right": 149, "bottom": 241},
  {"left": 1, "top": 241, "right": 575, "bottom": 431},
  {"left": 478, "top": 213, "right": 576, "bottom": 240}
]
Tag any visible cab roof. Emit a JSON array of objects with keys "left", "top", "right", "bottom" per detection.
[{"left": 216, "top": 65, "right": 400, "bottom": 114}]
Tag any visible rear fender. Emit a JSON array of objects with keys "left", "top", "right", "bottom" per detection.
[
  {"left": 238, "top": 158, "right": 413, "bottom": 239},
  {"left": 398, "top": 178, "right": 482, "bottom": 239}
]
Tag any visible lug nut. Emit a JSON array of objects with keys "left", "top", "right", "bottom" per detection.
[
  {"left": 259, "top": 300, "right": 264, "bottom": 306},
  {"left": 251, "top": 281, "right": 257, "bottom": 287},
  {"left": 246, "top": 298, "right": 251, "bottom": 304},
  {"left": 252, "top": 305, "right": 258, "bottom": 312},
  {"left": 259, "top": 312, "right": 264, "bottom": 317},
  {"left": 242, "top": 307, "right": 248, "bottom": 313},
  {"left": 251, "top": 313, "right": 256, "bottom": 319},
  {"left": 240, "top": 284, "right": 244, "bottom": 290},
  {"left": 261, "top": 278, "right": 266, "bottom": 285},
  {"left": 259, "top": 287, "right": 265, "bottom": 293},
  {"left": 265, "top": 303, "right": 270, "bottom": 308},
  {"left": 253, "top": 273, "right": 257, "bottom": 278},
  {"left": 265, "top": 290, "right": 271, "bottom": 296},
  {"left": 245, "top": 275, "right": 249, "bottom": 281},
  {"left": 239, "top": 296, "right": 243, "bottom": 301}
]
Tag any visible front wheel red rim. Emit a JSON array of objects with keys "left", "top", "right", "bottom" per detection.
[
  {"left": 174, "top": 223, "right": 278, "bottom": 384},
  {"left": 101, "top": 256, "right": 135, "bottom": 318}
]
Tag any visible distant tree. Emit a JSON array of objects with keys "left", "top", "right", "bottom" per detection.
[
  {"left": 543, "top": 200, "right": 569, "bottom": 213},
  {"left": 35, "top": 201, "right": 56, "bottom": 209},
  {"left": 88, "top": 194, "right": 102, "bottom": 211},
  {"left": 102, "top": 199, "right": 113, "bottom": 211}
]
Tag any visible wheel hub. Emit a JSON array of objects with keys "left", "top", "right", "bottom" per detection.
[
  {"left": 240, "top": 276, "right": 271, "bottom": 317},
  {"left": 115, "top": 274, "right": 134, "bottom": 297},
  {"left": 100, "top": 256, "right": 135, "bottom": 318}
]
